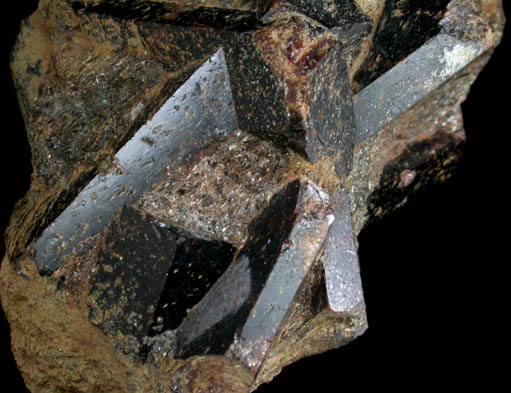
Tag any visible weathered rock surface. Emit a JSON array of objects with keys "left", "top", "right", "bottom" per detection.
[
  {"left": 1, "top": 0, "right": 504, "bottom": 392},
  {"left": 174, "top": 180, "right": 336, "bottom": 369},
  {"left": 70, "top": 0, "right": 273, "bottom": 28}
]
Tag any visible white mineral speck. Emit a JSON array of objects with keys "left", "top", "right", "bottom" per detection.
[{"left": 440, "top": 43, "right": 480, "bottom": 79}]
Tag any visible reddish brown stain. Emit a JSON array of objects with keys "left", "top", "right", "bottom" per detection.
[{"left": 296, "top": 39, "right": 336, "bottom": 72}]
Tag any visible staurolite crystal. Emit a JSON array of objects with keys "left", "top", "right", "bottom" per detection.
[
  {"left": 1, "top": 0, "right": 504, "bottom": 392},
  {"left": 174, "top": 180, "right": 333, "bottom": 368},
  {"left": 226, "top": 14, "right": 357, "bottom": 168},
  {"left": 34, "top": 48, "right": 237, "bottom": 275},
  {"left": 88, "top": 205, "right": 236, "bottom": 357},
  {"left": 322, "top": 188, "right": 364, "bottom": 314}
]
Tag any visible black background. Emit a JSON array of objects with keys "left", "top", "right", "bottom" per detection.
[{"left": 1, "top": 2, "right": 508, "bottom": 391}]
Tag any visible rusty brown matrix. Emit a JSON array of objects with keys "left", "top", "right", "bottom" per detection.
[{"left": 1, "top": 1, "right": 504, "bottom": 393}]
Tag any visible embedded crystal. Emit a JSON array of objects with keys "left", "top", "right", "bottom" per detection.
[
  {"left": 34, "top": 49, "right": 237, "bottom": 275},
  {"left": 88, "top": 205, "right": 236, "bottom": 357},
  {"left": 174, "top": 179, "right": 334, "bottom": 372},
  {"left": 1, "top": 0, "right": 504, "bottom": 392}
]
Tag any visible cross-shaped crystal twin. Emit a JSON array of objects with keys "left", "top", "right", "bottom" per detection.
[{"left": 33, "top": 0, "right": 486, "bottom": 373}]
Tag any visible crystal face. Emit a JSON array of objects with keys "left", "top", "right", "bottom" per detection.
[
  {"left": 34, "top": 49, "right": 237, "bottom": 275},
  {"left": 174, "top": 180, "right": 333, "bottom": 369},
  {"left": 1, "top": 0, "right": 503, "bottom": 392},
  {"left": 88, "top": 205, "right": 236, "bottom": 357}
]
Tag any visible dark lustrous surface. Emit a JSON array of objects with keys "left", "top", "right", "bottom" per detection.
[
  {"left": 366, "top": 132, "right": 465, "bottom": 225},
  {"left": 5, "top": 2, "right": 228, "bottom": 260},
  {"left": 306, "top": 44, "right": 356, "bottom": 176},
  {"left": 322, "top": 189, "right": 364, "bottom": 313},
  {"left": 88, "top": 204, "right": 236, "bottom": 357},
  {"left": 3, "top": 0, "right": 503, "bottom": 390},
  {"left": 354, "top": 0, "right": 450, "bottom": 92},
  {"left": 227, "top": 181, "right": 332, "bottom": 371},
  {"left": 150, "top": 230, "right": 236, "bottom": 334},
  {"left": 34, "top": 50, "right": 236, "bottom": 274},
  {"left": 174, "top": 181, "right": 301, "bottom": 359},
  {"left": 174, "top": 180, "right": 332, "bottom": 373},
  {"left": 30, "top": 3, "right": 372, "bottom": 274},
  {"left": 353, "top": 33, "right": 483, "bottom": 145},
  {"left": 88, "top": 206, "right": 177, "bottom": 350},
  {"left": 228, "top": 15, "right": 357, "bottom": 165},
  {"left": 224, "top": 31, "right": 290, "bottom": 148}
]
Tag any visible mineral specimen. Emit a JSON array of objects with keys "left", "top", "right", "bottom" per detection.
[
  {"left": 34, "top": 48, "right": 237, "bottom": 275},
  {"left": 174, "top": 180, "right": 333, "bottom": 368},
  {"left": 88, "top": 205, "right": 236, "bottom": 358},
  {"left": 1, "top": 0, "right": 504, "bottom": 392}
]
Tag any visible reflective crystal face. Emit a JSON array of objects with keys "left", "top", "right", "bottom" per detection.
[
  {"left": 32, "top": 0, "right": 486, "bottom": 366},
  {"left": 3, "top": 0, "right": 501, "bottom": 391},
  {"left": 31, "top": 1, "right": 375, "bottom": 368}
]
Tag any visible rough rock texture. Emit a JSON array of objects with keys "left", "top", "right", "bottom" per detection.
[
  {"left": 70, "top": 0, "right": 273, "bottom": 28},
  {"left": 353, "top": 0, "right": 452, "bottom": 92},
  {"left": 6, "top": 0, "right": 222, "bottom": 262},
  {"left": 1, "top": 0, "right": 504, "bottom": 392},
  {"left": 348, "top": 44, "right": 500, "bottom": 234}
]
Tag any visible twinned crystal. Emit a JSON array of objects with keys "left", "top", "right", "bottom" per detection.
[
  {"left": 175, "top": 180, "right": 333, "bottom": 368},
  {"left": 1, "top": 0, "right": 504, "bottom": 392},
  {"left": 88, "top": 205, "right": 236, "bottom": 357},
  {"left": 34, "top": 49, "right": 237, "bottom": 275}
]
